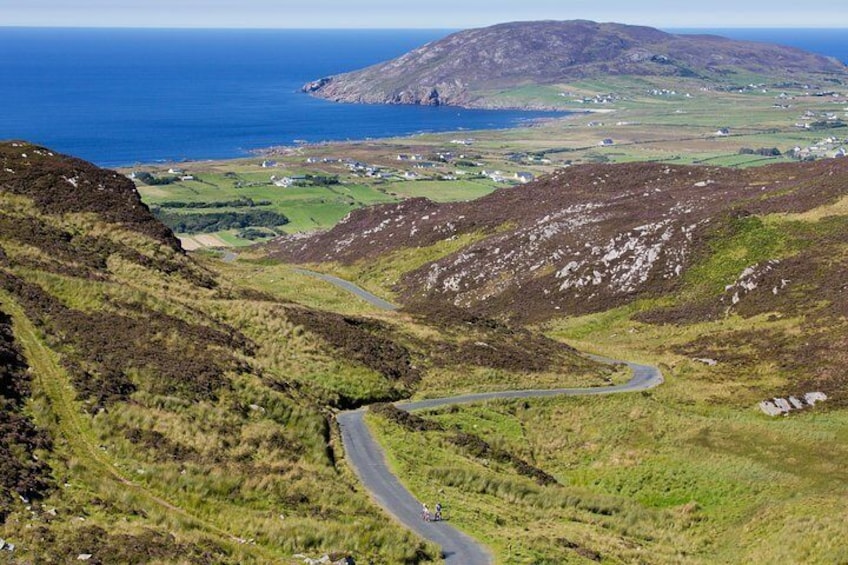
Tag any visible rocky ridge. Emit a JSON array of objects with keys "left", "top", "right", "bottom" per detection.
[{"left": 269, "top": 158, "right": 848, "bottom": 323}]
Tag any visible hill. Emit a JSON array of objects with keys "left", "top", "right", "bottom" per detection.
[
  {"left": 265, "top": 154, "right": 848, "bottom": 562},
  {"left": 0, "top": 141, "right": 608, "bottom": 562},
  {"left": 269, "top": 157, "right": 848, "bottom": 401},
  {"left": 303, "top": 20, "right": 848, "bottom": 109}
]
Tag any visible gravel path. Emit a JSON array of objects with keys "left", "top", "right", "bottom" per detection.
[{"left": 296, "top": 269, "right": 663, "bottom": 564}]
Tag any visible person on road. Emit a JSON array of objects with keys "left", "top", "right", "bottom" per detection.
[
  {"left": 421, "top": 503, "right": 430, "bottom": 522},
  {"left": 434, "top": 502, "right": 442, "bottom": 521}
]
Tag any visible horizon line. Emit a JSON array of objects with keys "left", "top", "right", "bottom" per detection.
[{"left": 2, "top": 23, "right": 848, "bottom": 31}]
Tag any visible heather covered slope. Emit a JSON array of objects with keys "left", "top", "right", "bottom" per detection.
[
  {"left": 266, "top": 156, "right": 848, "bottom": 562},
  {"left": 269, "top": 158, "right": 848, "bottom": 320},
  {"left": 0, "top": 142, "right": 607, "bottom": 562},
  {"left": 303, "top": 20, "right": 848, "bottom": 108},
  {"left": 269, "top": 157, "right": 848, "bottom": 400}
]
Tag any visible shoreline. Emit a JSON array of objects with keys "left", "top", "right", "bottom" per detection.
[
  {"left": 109, "top": 117, "right": 580, "bottom": 169},
  {"left": 94, "top": 105, "right": 577, "bottom": 169}
]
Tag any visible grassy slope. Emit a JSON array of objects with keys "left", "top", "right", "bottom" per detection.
[
  {"left": 201, "top": 75, "right": 848, "bottom": 562},
  {"left": 351, "top": 185, "right": 848, "bottom": 562},
  {"left": 0, "top": 179, "right": 442, "bottom": 563},
  {"left": 0, "top": 148, "right": 609, "bottom": 562}
]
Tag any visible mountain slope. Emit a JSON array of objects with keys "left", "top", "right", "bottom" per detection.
[
  {"left": 303, "top": 20, "right": 848, "bottom": 108},
  {"left": 0, "top": 141, "right": 610, "bottom": 562},
  {"left": 269, "top": 157, "right": 848, "bottom": 400}
]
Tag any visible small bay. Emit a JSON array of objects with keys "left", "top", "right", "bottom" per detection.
[
  {"left": 0, "top": 28, "right": 561, "bottom": 166},
  {"left": 1, "top": 27, "right": 846, "bottom": 167}
]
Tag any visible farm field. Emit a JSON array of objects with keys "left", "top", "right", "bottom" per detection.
[{"left": 124, "top": 74, "right": 847, "bottom": 249}]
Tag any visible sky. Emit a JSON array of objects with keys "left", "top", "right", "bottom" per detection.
[{"left": 2, "top": 0, "right": 847, "bottom": 29}]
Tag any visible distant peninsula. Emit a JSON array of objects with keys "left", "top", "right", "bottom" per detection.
[{"left": 303, "top": 20, "right": 848, "bottom": 110}]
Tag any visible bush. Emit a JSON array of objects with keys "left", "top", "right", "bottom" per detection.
[
  {"left": 152, "top": 209, "right": 289, "bottom": 234},
  {"left": 158, "top": 197, "right": 272, "bottom": 209}
]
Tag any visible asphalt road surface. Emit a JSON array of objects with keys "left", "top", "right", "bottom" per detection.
[
  {"left": 292, "top": 268, "right": 398, "bottom": 311},
  {"left": 298, "top": 269, "right": 663, "bottom": 564}
]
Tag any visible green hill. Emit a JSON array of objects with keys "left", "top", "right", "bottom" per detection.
[
  {"left": 269, "top": 155, "right": 848, "bottom": 561},
  {"left": 304, "top": 20, "right": 848, "bottom": 109},
  {"left": 0, "top": 141, "right": 607, "bottom": 563}
]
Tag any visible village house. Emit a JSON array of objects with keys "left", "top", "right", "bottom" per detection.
[
  {"left": 482, "top": 170, "right": 510, "bottom": 183},
  {"left": 515, "top": 171, "right": 535, "bottom": 183},
  {"left": 271, "top": 174, "right": 307, "bottom": 187}
]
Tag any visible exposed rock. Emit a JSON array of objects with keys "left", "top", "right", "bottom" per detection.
[
  {"left": 760, "top": 392, "right": 828, "bottom": 416},
  {"left": 269, "top": 159, "right": 848, "bottom": 323},
  {"left": 805, "top": 392, "right": 828, "bottom": 405},
  {"left": 694, "top": 358, "right": 718, "bottom": 366}
]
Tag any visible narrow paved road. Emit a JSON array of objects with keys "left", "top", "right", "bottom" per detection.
[
  {"left": 292, "top": 268, "right": 398, "bottom": 311},
  {"left": 295, "top": 269, "right": 663, "bottom": 564}
]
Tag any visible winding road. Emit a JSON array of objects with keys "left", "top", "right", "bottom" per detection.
[{"left": 297, "top": 269, "right": 663, "bottom": 564}]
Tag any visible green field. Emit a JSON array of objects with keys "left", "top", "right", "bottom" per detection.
[{"left": 125, "top": 74, "right": 847, "bottom": 250}]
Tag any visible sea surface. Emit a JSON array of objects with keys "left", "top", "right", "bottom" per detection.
[{"left": 1, "top": 27, "right": 846, "bottom": 167}]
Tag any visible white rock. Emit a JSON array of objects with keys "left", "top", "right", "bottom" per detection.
[
  {"left": 759, "top": 401, "right": 783, "bottom": 416},
  {"left": 804, "top": 392, "right": 828, "bottom": 405},
  {"left": 774, "top": 398, "right": 792, "bottom": 412}
]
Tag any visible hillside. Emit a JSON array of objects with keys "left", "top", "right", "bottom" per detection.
[
  {"left": 269, "top": 157, "right": 848, "bottom": 401},
  {"left": 0, "top": 141, "right": 610, "bottom": 563},
  {"left": 264, "top": 155, "right": 848, "bottom": 562},
  {"left": 303, "top": 20, "right": 848, "bottom": 109}
]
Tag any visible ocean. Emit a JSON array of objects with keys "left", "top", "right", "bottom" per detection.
[{"left": 1, "top": 27, "right": 846, "bottom": 167}]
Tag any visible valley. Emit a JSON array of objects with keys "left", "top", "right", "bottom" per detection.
[{"left": 2, "top": 18, "right": 848, "bottom": 565}]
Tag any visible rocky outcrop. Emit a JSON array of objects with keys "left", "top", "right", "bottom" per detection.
[{"left": 269, "top": 158, "right": 848, "bottom": 323}]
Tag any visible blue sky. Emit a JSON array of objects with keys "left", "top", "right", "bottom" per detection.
[{"left": 2, "top": 0, "right": 846, "bottom": 28}]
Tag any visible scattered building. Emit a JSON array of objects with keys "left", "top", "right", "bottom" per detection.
[
  {"left": 515, "top": 171, "right": 535, "bottom": 183},
  {"left": 271, "top": 174, "right": 307, "bottom": 187}
]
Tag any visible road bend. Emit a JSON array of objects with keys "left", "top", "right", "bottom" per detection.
[{"left": 295, "top": 269, "right": 663, "bottom": 564}]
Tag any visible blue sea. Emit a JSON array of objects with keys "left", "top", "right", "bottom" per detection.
[{"left": 1, "top": 27, "right": 846, "bottom": 167}]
